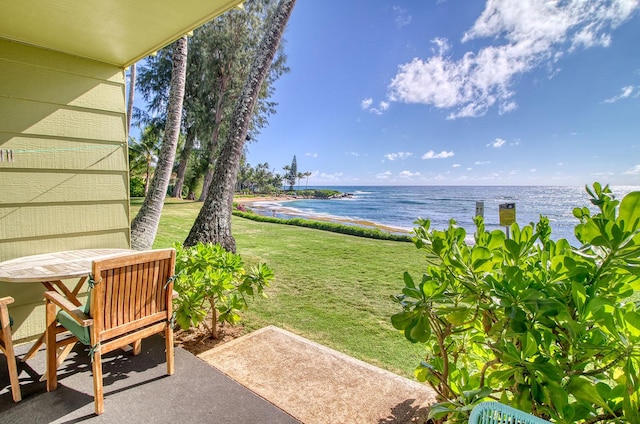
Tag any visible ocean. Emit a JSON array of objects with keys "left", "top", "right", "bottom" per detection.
[{"left": 247, "top": 186, "right": 639, "bottom": 243}]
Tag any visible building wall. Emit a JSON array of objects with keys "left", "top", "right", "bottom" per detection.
[{"left": 0, "top": 39, "right": 130, "bottom": 341}]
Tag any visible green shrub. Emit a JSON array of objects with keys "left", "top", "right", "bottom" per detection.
[
  {"left": 392, "top": 183, "right": 640, "bottom": 423},
  {"left": 232, "top": 210, "right": 412, "bottom": 242},
  {"left": 173, "top": 242, "right": 274, "bottom": 339},
  {"left": 130, "top": 176, "right": 145, "bottom": 197}
]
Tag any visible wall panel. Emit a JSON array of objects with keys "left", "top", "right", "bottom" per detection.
[{"left": 0, "top": 39, "right": 130, "bottom": 339}]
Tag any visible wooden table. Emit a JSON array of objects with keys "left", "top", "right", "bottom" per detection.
[{"left": 0, "top": 249, "right": 133, "bottom": 360}]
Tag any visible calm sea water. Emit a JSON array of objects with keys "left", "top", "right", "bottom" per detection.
[{"left": 248, "top": 186, "right": 638, "bottom": 243}]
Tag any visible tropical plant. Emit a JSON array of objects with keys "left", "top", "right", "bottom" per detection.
[
  {"left": 392, "top": 183, "right": 640, "bottom": 423},
  {"left": 128, "top": 124, "right": 162, "bottom": 196},
  {"left": 173, "top": 242, "right": 274, "bottom": 339},
  {"left": 284, "top": 155, "right": 297, "bottom": 191}
]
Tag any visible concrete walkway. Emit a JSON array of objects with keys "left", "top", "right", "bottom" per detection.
[{"left": 200, "top": 326, "right": 436, "bottom": 424}]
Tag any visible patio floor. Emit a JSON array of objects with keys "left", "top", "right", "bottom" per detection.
[{"left": 0, "top": 335, "right": 299, "bottom": 423}]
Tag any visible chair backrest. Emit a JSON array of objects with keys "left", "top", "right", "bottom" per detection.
[
  {"left": 469, "top": 401, "right": 552, "bottom": 424},
  {"left": 89, "top": 249, "right": 176, "bottom": 343}
]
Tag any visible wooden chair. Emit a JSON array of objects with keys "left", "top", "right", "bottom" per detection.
[
  {"left": 0, "top": 296, "right": 21, "bottom": 402},
  {"left": 45, "top": 249, "right": 176, "bottom": 415},
  {"left": 469, "top": 401, "right": 552, "bottom": 424}
]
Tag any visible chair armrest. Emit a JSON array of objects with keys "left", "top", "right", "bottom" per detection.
[
  {"left": 44, "top": 291, "right": 93, "bottom": 327},
  {"left": 0, "top": 296, "right": 15, "bottom": 306}
]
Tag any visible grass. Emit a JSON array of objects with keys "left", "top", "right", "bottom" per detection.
[{"left": 131, "top": 197, "right": 427, "bottom": 377}]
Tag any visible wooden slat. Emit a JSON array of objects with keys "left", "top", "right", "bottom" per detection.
[
  {"left": 103, "top": 269, "right": 113, "bottom": 330},
  {"left": 100, "top": 312, "right": 167, "bottom": 342},
  {"left": 100, "top": 322, "right": 167, "bottom": 355}
]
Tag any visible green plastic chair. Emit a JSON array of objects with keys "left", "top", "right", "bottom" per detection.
[{"left": 469, "top": 402, "right": 552, "bottom": 424}]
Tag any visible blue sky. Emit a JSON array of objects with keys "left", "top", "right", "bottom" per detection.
[{"left": 243, "top": 0, "right": 640, "bottom": 186}]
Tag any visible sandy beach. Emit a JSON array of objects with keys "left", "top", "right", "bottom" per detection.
[
  {"left": 233, "top": 195, "right": 411, "bottom": 235},
  {"left": 233, "top": 195, "right": 287, "bottom": 204}
]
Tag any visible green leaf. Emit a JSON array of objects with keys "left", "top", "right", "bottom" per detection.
[
  {"left": 391, "top": 311, "right": 414, "bottom": 330},
  {"left": 522, "top": 332, "right": 538, "bottom": 358},
  {"left": 624, "top": 311, "right": 640, "bottom": 337},
  {"left": 567, "top": 376, "right": 611, "bottom": 412},
  {"left": 444, "top": 307, "right": 470, "bottom": 326},
  {"left": 571, "top": 281, "right": 587, "bottom": 313},
  {"left": 403, "top": 271, "right": 415, "bottom": 289},
  {"left": 619, "top": 191, "right": 640, "bottom": 232}
]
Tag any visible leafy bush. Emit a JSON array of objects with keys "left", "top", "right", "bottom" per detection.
[
  {"left": 392, "top": 183, "right": 640, "bottom": 423},
  {"left": 130, "top": 176, "right": 145, "bottom": 197},
  {"left": 233, "top": 210, "right": 412, "bottom": 242},
  {"left": 173, "top": 242, "right": 274, "bottom": 339}
]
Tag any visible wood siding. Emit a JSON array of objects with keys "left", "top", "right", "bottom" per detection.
[{"left": 0, "top": 39, "right": 130, "bottom": 340}]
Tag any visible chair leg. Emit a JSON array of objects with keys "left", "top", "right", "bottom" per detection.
[
  {"left": 165, "top": 324, "right": 174, "bottom": 376},
  {"left": 132, "top": 339, "right": 141, "bottom": 356},
  {"left": 91, "top": 348, "right": 104, "bottom": 415},
  {"left": 45, "top": 300, "right": 58, "bottom": 392},
  {"left": 6, "top": 351, "right": 21, "bottom": 402}
]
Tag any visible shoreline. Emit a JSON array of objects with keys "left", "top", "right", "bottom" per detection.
[{"left": 234, "top": 195, "right": 412, "bottom": 235}]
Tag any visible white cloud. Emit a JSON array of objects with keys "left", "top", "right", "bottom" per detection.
[
  {"left": 475, "top": 160, "right": 491, "bottom": 165},
  {"left": 399, "top": 170, "right": 420, "bottom": 177},
  {"left": 557, "top": 162, "right": 564, "bottom": 166},
  {"left": 488, "top": 138, "right": 507, "bottom": 148},
  {"left": 367, "top": 101, "right": 391, "bottom": 115},
  {"left": 452, "top": 163, "right": 461, "bottom": 167},
  {"left": 529, "top": 168, "right": 537, "bottom": 172},
  {"left": 361, "top": 98, "right": 373, "bottom": 109},
  {"left": 388, "top": 0, "right": 639, "bottom": 119},
  {"left": 376, "top": 171, "right": 392, "bottom": 179},
  {"left": 305, "top": 152, "right": 318, "bottom": 158},
  {"left": 346, "top": 152, "right": 362, "bottom": 157},
  {"left": 318, "top": 172, "right": 343, "bottom": 180},
  {"left": 422, "top": 150, "right": 455, "bottom": 159},
  {"left": 624, "top": 164, "right": 640, "bottom": 175},
  {"left": 393, "top": 6, "right": 412, "bottom": 28},
  {"left": 604, "top": 85, "right": 638, "bottom": 103},
  {"left": 385, "top": 152, "right": 413, "bottom": 161}
]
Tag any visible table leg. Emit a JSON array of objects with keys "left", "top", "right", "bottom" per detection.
[
  {"left": 48, "top": 280, "right": 83, "bottom": 307},
  {"left": 22, "top": 332, "right": 45, "bottom": 361}
]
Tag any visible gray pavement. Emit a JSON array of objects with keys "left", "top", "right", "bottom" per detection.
[{"left": 0, "top": 335, "right": 299, "bottom": 423}]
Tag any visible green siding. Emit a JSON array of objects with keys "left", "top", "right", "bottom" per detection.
[{"left": 0, "top": 39, "right": 131, "bottom": 341}]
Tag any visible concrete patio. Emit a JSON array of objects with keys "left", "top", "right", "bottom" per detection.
[{"left": 0, "top": 335, "right": 299, "bottom": 423}]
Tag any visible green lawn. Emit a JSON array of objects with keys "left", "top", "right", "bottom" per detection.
[{"left": 131, "top": 198, "right": 427, "bottom": 377}]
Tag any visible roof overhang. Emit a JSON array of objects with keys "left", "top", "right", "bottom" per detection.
[{"left": 0, "top": 0, "right": 244, "bottom": 68}]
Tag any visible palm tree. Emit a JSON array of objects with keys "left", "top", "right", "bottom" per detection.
[
  {"left": 128, "top": 124, "right": 162, "bottom": 196},
  {"left": 303, "top": 171, "right": 312, "bottom": 189},
  {"left": 131, "top": 35, "right": 188, "bottom": 250},
  {"left": 126, "top": 63, "right": 136, "bottom": 134},
  {"left": 184, "top": 0, "right": 297, "bottom": 252},
  {"left": 296, "top": 172, "right": 304, "bottom": 191}
]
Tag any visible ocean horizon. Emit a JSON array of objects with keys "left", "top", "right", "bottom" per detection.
[{"left": 246, "top": 185, "right": 639, "bottom": 243}]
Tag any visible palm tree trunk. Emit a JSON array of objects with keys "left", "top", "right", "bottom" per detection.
[
  {"left": 131, "top": 36, "right": 188, "bottom": 250},
  {"left": 185, "top": 0, "right": 296, "bottom": 252},
  {"left": 172, "top": 126, "right": 195, "bottom": 198},
  {"left": 198, "top": 75, "right": 229, "bottom": 202},
  {"left": 126, "top": 63, "right": 136, "bottom": 135}
]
